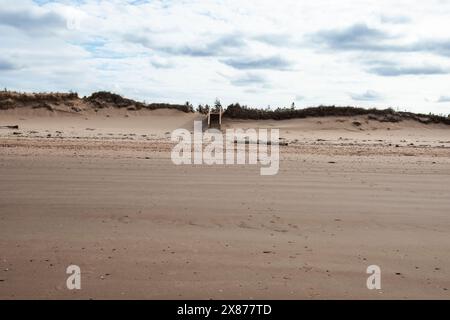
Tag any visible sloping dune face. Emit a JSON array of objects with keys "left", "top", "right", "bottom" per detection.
[
  {"left": 0, "top": 108, "right": 202, "bottom": 139},
  {"left": 221, "top": 116, "right": 450, "bottom": 148},
  {"left": 0, "top": 91, "right": 202, "bottom": 138}
]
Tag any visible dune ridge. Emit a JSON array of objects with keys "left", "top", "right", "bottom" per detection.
[{"left": 1, "top": 90, "right": 449, "bottom": 126}]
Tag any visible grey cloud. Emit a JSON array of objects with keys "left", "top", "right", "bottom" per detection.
[
  {"left": 437, "top": 96, "right": 450, "bottom": 103},
  {"left": 380, "top": 14, "right": 411, "bottom": 24},
  {"left": 230, "top": 72, "right": 268, "bottom": 87},
  {"left": 0, "top": 59, "right": 20, "bottom": 71},
  {"left": 126, "top": 34, "right": 152, "bottom": 47},
  {"left": 160, "top": 46, "right": 216, "bottom": 57},
  {"left": 350, "top": 90, "right": 383, "bottom": 101},
  {"left": 410, "top": 39, "right": 450, "bottom": 57},
  {"left": 311, "top": 23, "right": 450, "bottom": 57},
  {"left": 367, "top": 64, "right": 449, "bottom": 76},
  {"left": 150, "top": 60, "right": 174, "bottom": 69},
  {"left": 210, "top": 34, "right": 246, "bottom": 51},
  {"left": 244, "top": 88, "right": 262, "bottom": 94},
  {"left": 221, "top": 55, "right": 291, "bottom": 70},
  {"left": 0, "top": 8, "right": 66, "bottom": 32},
  {"left": 311, "top": 23, "right": 390, "bottom": 51},
  {"left": 253, "top": 33, "right": 294, "bottom": 46},
  {"left": 127, "top": 33, "right": 246, "bottom": 57}
]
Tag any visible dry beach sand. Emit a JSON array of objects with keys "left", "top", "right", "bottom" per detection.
[{"left": 1, "top": 106, "right": 450, "bottom": 299}]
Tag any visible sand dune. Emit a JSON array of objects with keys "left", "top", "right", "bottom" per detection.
[
  {"left": 1, "top": 108, "right": 449, "bottom": 146},
  {"left": 0, "top": 108, "right": 202, "bottom": 140}
]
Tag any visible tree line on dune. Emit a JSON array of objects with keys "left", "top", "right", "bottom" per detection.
[
  {"left": 196, "top": 100, "right": 450, "bottom": 125},
  {"left": 1, "top": 89, "right": 449, "bottom": 124}
]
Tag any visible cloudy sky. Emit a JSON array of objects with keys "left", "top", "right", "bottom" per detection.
[{"left": 1, "top": 0, "right": 450, "bottom": 114}]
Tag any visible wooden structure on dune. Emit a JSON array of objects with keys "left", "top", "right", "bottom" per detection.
[{"left": 207, "top": 107, "right": 223, "bottom": 130}]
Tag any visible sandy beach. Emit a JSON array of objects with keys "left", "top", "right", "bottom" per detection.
[
  {"left": 3, "top": 0, "right": 450, "bottom": 306},
  {"left": 1, "top": 108, "right": 449, "bottom": 299}
]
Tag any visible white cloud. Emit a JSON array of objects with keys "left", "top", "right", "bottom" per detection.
[{"left": 0, "top": 0, "right": 449, "bottom": 114}]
